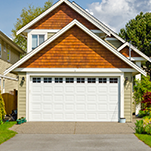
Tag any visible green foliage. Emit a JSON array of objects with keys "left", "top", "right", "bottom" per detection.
[
  {"left": 12, "top": 0, "right": 53, "bottom": 51},
  {"left": 138, "top": 110, "right": 149, "bottom": 118},
  {"left": 0, "top": 92, "right": 6, "bottom": 121},
  {"left": 119, "top": 12, "right": 151, "bottom": 74},
  {"left": 0, "top": 119, "right": 3, "bottom": 125},
  {"left": 133, "top": 75, "right": 151, "bottom": 104},
  {"left": 135, "top": 120, "right": 145, "bottom": 134},
  {"left": 145, "top": 124, "right": 151, "bottom": 135},
  {"left": 135, "top": 134, "right": 151, "bottom": 147},
  {"left": 0, "top": 121, "right": 17, "bottom": 144}
]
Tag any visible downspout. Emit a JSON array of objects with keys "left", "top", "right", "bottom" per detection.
[{"left": 129, "top": 41, "right": 131, "bottom": 60}]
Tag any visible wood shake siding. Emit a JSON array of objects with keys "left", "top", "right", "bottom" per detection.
[
  {"left": 19, "top": 26, "right": 131, "bottom": 68},
  {"left": 120, "top": 46, "right": 141, "bottom": 57},
  {"left": 29, "top": 3, "right": 98, "bottom": 30}
]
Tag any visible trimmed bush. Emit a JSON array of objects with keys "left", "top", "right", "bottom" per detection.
[{"left": 0, "top": 91, "right": 6, "bottom": 121}]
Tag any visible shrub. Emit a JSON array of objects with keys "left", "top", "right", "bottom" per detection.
[
  {"left": 135, "top": 120, "right": 145, "bottom": 134},
  {"left": 0, "top": 91, "right": 6, "bottom": 121},
  {"left": 142, "top": 92, "right": 151, "bottom": 108},
  {"left": 133, "top": 76, "right": 151, "bottom": 105}
]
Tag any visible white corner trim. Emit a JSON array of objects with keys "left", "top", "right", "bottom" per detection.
[
  {"left": 118, "top": 42, "right": 151, "bottom": 62},
  {"left": 26, "top": 72, "right": 29, "bottom": 121},
  {"left": 17, "top": 0, "right": 110, "bottom": 36},
  {"left": 4, "top": 19, "right": 146, "bottom": 76},
  {"left": 120, "top": 73, "right": 124, "bottom": 118},
  {"left": 72, "top": 1, "right": 125, "bottom": 43}
]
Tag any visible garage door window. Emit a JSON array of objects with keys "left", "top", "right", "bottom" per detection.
[
  {"left": 66, "top": 78, "right": 74, "bottom": 83},
  {"left": 88, "top": 78, "right": 96, "bottom": 83},
  {"left": 77, "top": 78, "right": 85, "bottom": 83},
  {"left": 110, "top": 78, "right": 118, "bottom": 83},
  {"left": 33, "top": 78, "right": 41, "bottom": 83},
  {"left": 55, "top": 78, "right": 63, "bottom": 83},
  {"left": 99, "top": 78, "right": 107, "bottom": 83},
  {"left": 44, "top": 78, "right": 52, "bottom": 83}
]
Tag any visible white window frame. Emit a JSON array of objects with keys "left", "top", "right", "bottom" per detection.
[
  {"left": 27, "top": 30, "right": 47, "bottom": 53},
  {"left": 32, "top": 34, "right": 45, "bottom": 50}
]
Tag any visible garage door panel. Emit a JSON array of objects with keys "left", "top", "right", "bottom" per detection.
[
  {"left": 32, "top": 95, "right": 42, "bottom": 102},
  {"left": 98, "top": 95, "right": 108, "bottom": 102},
  {"left": 65, "top": 104, "right": 74, "bottom": 111},
  {"left": 76, "top": 104, "right": 86, "bottom": 111},
  {"left": 54, "top": 86, "right": 64, "bottom": 93},
  {"left": 29, "top": 77, "right": 119, "bottom": 122},
  {"left": 98, "top": 86, "right": 108, "bottom": 93},
  {"left": 87, "top": 86, "right": 97, "bottom": 93},
  {"left": 43, "top": 103, "right": 53, "bottom": 110},
  {"left": 87, "top": 95, "right": 97, "bottom": 102},
  {"left": 54, "top": 104, "right": 64, "bottom": 111},
  {"left": 65, "top": 95, "right": 74, "bottom": 102},
  {"left": 98, "top": 104, "right": 108, "bottom": 111},
  {"left": 32, "top": 86, "right": 41, "bottom": 93},
  {"left": 65, "top": 86, "right": 75, "bottom": 93},
  {"left": 43, "top": 95, "right": 53, "bottom": 102},
  {"left": 54, "top": 95, "right": 64, "bottom": 102},
  {"left": 76, "top": 95, "right": 85, "bottom": 102},
  {"left": 87, "top": 104, "right": 97, "bottom": 111},
  {"left": 76, "top": 86, "right": 86, "bottom": 93},
  {"left": 43, "top": 86, "right": 53, "bottom": 93},
  {"left": 30, "top": 103, "right": 42, "bottom": 110},
  {"left": 43, "top": 112, "right": 53, "bottom": 120}
]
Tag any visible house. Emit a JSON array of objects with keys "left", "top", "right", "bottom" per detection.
[
  {"left": 0, "top": 31, "right": 25, "bottom": 93},
  {"left": 4, "top": 0, "right": 151, "bottom": 122}
]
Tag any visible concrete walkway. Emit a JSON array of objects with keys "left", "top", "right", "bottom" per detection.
[
  {"left": 0, "top": 134, "right": 151, "bottom": 151},
  {"left": 10, "top": 122, "right": 135, "bottom": 134}
]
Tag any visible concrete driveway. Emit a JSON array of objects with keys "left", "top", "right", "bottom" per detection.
[
  {"left": 9, "top": 122, "right": 135, "bottom": 134},
  {"left": 0, "top": 121, "right": 151, "bottom": 151}
]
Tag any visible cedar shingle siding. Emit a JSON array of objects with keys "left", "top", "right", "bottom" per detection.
[
  {"left": 29, "top": 3, "right": 98, "bottom": 30},
  {"left": 19, "top": 26, "right": 131, "bottom": 68}
]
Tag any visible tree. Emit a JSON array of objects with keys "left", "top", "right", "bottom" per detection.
[
  {"left": 0, "top": 91, "right": 6, "bottom": 124},
  {"left": 119, "top": 12, "right": 151, "bottom": 75},
  {"left": 12, "top": 0, "right": 53, "bottom": 51}
]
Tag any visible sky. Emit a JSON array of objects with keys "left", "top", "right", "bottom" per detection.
[{"left": 0, "top": 0, "right": 151, "bottom": 38}]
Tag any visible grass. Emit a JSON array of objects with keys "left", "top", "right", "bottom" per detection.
[
  {"left": 0, "top": 121, "right": 17, "bottom": 144},
  {"left": 135, "top": 134, "right": 151, "bottom": 147}
]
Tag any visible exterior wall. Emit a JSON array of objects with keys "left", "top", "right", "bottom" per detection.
[
  {"left": 106, "top": 40, "right": 122, "bottom": 49},
  {"left": 124, "top": 72, "right": 132, "bottom": 122},
  {"left": 47, "top": 32, "right": 56, "bottom": 39},
  {"left": 19, "top": 26, "right": 131, "bottom": 69},
  {"left": 0, "top": 39, "right": 20, "bottom": 64},
  {"left": 120, "top": 46, "right": 141, "bottom": 57},
  {"left": 18, "top": 72, "right": 26, "bottom": 119},
  {"left": 0, "top": 59, "right": 18, "bottom": 93},
  {"left": 29, "top": 3, "right": 98, "bottom": 30}
]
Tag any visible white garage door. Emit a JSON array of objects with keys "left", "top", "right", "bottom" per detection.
[{"left": 29, "top": 77, "right": 119, "bottom": 122}]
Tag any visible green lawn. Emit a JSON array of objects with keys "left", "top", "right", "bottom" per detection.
[
  {"left": 0, "top": 121, "right": 17, "bottom": 144},
  {"left": 135, "top": 134, "right": 151, "bottom": 147}
]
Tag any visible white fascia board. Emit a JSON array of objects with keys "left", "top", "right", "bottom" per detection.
[
  {"left": 17, "top": 0, "right": 110, "bottom": 36},
  {"left": 128, "top": 57, "right": 146, "bottom": 61},
  {"left": 118, "top": 42, "right": 151, "bottom": 62},
  {"left": 25, "top": 29, "right": 60, "bottom": 33},
  {"left": 0, "top": 74, "right": 18, "bottom": 81},
  {"left": 72, "top": 1, "right": 125, "bottom": 43},
  {"left": 4, "top": 19, "right": 146, "bottom": 76},
  {"left": 13, "top": 68, "right": 137, "bottom": 73}
]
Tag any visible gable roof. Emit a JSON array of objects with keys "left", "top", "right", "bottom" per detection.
[
  {"left": 0, "top": 31, "right": 25, "bottom": 54},
  {"left": 117, "top": 42, "right": 151, "bottom": 62},
  {"left": 4, "top": 20, "right": 146, "bottom": 76},
  {"left": 16, "top": 0, "right": 110, "bottom": 36},
  {"left": 72, "top": 2, "right": 151, "bottom": 61}
]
